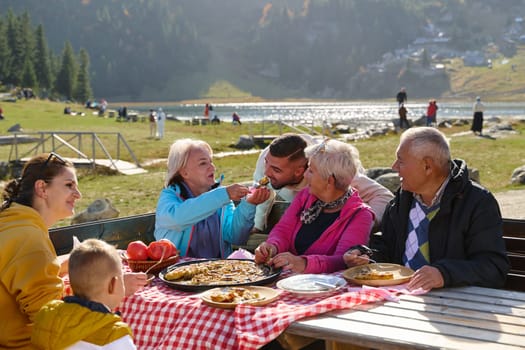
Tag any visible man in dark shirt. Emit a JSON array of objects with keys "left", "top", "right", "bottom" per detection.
[
  {"left": 398, "top": 103, "right": 408, "bottom": 129},
  {"left": 396, "top": 87, "right": 407, "bottom": 106}
]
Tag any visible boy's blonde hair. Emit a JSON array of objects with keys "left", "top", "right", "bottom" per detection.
[{"left": 68, "top": 239, "right": 122, "bottom": 300}]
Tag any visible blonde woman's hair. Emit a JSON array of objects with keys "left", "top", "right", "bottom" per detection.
[
  {"left": 165, "top": 139, "right": 213, "bottom": 187},
  {"left": 305, "top": 139, "right": 362, "bottom": 191}
]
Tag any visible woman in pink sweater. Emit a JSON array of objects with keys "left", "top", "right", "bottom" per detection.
[{"left": 254, "top": 139, "right": 374, "bottom": 274}]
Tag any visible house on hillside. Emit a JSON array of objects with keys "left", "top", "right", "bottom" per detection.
[{"left": 463, "top": 51, "right": 486, "bottom": 66}]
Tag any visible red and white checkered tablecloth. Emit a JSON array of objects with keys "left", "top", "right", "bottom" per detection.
[{"left": 117, "top": 272, "right": 394, "bottom": 350}]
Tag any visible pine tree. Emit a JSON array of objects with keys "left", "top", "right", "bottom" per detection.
[
  {"left": 0, "top": 19, "right": 10, "bottom": 84},
  {"left": 48, "top": 50, "right": 60, "bottom": 78},
  {"left": 5, "top": 10, "right": 24, "bottom": 85},
  {"left": 34, "top": 24, "right": 52, "bottom": 91},
  {"left": 21, "top": 57, "right": 37, "bottom": 88},
  {"left": 421, "top": 48, "right": 430, "bottom": 68},
  {"left": 73, "top": 48, "right": 93, "bottom": 102},
  {"left": 19, "top": 11, "right": 35, "bottom": 65},
  {"left": 54, "top": 41, "right": 77, "bottom": 100}
]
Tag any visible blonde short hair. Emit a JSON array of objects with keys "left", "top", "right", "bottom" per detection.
[
  {"left": 68, "top": 239, "right": 122, "bottom": 300},
  {"left": 305, "top": 139, "right": 362, "bottom": 191},
  {"left": 165, "top": 139, "right": 213, "bottom": 187}
]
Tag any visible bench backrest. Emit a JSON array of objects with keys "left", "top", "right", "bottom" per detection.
[
  {"left": 50, "top": 213, "right": 156, "bottom": 255},
  {"left": 48, "top": 213, "right": 525, "bottom": 291},
  {"left": 503, "top": 218, "right": 525, "bottom": 291}
]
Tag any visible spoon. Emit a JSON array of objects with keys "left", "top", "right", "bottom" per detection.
[{"left": 145, "top": 249, "right": 167, "bottom": 275}]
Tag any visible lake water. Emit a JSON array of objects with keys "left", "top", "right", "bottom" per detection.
[{"left": 133, "top": 101, "right": 525, "bottom": 129}]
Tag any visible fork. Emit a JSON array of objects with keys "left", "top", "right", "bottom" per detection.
[
  {"left": 359, "top": 256, "right": 377, "bottom": 264},
  {"left": 357, "top": 256, "right": 378, "bottom": 273}
]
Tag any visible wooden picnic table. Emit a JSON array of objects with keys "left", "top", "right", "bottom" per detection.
[
  {"left": 284, "top": 285, "right": 525, "bottom": 350},
  {"left": 49, "top": 215, "right": 525, "bottom": 349}
]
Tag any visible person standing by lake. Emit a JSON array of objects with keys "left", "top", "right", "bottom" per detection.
[
  {"left": 396, "top": 87, "right": 407, "bottom": 106},
  {"left": 149, "top": 109, "right": 157, "bottom": 138},
  {"left": 156, "top": 107, "right": 165, "bottom": 139},
  {"left": 398, "top": 103, "right": 409, "bottom": 129},
  {"left": 471, "top": 96, "right": 484, "bottom": 135},
  {"left": 203, "top": 103, "right": 212, "bottom": 119},
  {"left": 426, "top": 99, "right": 438, "bottom": 126}
]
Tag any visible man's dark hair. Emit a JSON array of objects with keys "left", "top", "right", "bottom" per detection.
[{"left": 269, "top": 134, "right": 307, "bottom": 161}]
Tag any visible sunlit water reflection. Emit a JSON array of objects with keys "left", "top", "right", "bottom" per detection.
[{"left": 134, "top": 101, "right": 525, "bottom": 128}]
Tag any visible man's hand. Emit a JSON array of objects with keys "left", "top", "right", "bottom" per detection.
[{"left": 408, "top": 265, "right": 444, "bottom": 291}]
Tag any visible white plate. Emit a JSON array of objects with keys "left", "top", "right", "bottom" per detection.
[{"left": 276, "top": 274, "right": 346, "bottom": 297}]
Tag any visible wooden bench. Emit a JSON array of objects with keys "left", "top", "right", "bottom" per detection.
[
  {"left": 49, "top": 213, "right": 155, "bottom": 255},
  {"left": 48, "top": 214, "right": 525, "bottom": 291},
  {"left": 502, "top": 218, "right": 525, "bottom": 291}
]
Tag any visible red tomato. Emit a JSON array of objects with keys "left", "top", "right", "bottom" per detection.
[
  {"left": 158, "top": 238, "right": 178, "bottom": 257},
  {"left": 126, "top": 240, "right": 149, "bottom": 260},
  {"left": 147, "top": 240, "right": 173, "bottom": 260}
]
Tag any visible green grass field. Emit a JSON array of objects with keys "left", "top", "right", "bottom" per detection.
[{"left": 1, "top": 99, "right": 524, "bottom": 227}]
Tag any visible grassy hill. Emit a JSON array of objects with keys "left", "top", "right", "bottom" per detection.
[
  {"left": 445, "top": 46, "right": 525, "bottom": 101},
  {"left": 1, "top": 99, "right": 524, "bottom": 227}
]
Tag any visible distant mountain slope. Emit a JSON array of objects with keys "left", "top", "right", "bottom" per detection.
[{"left": 3, "top": 0, "right": 525, "bottom": 101}]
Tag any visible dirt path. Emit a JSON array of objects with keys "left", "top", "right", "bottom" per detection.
[
  {"left": 1, "top": 176, "right": 524, "bottom": 219},
  {"left": 494, "top": 189, "right": 525, "bottom": 219}
]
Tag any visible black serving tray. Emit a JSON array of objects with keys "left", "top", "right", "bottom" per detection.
[{"left": 158, "top": 258, "right": 281, "bottom": 292}]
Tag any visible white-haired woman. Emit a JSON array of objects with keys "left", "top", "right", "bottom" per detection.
[
  {"left": 154, "top": 139, "right": 270, "bottom": 258},
  {"left": 254, "top": 139, "right": 374, "bottom": 274}
]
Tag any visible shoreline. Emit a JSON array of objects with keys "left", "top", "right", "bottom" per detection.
[{"left": 111, "top": 97, "right": 525, "bottom": 107}]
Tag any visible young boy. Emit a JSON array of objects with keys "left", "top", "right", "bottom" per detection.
[{"left": 31, "top": 239, "right": 137, "bottom": 350}]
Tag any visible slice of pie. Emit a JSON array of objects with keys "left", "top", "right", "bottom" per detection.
[{"left": 354, "top": 270, "right": 394, "bottom": 280}]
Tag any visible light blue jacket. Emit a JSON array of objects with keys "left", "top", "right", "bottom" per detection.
[{"left": 154, "top": 184, "right": 256, "bottom": 258}]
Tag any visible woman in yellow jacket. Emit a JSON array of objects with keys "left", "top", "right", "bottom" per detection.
[
  {"left": 0, "top": 153, "right": 79, "bottom": 349},
  {"left": 0, "top": 153, "right": 145, "bottom": 349}
]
